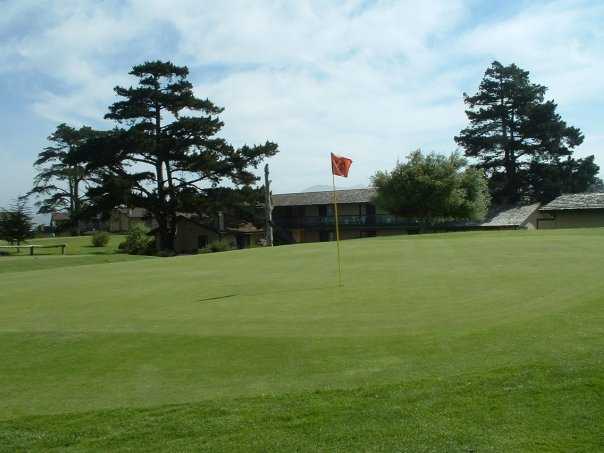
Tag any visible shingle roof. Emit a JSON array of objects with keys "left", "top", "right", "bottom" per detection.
[
  {"left": 480, "top": 203, "right": 541, "bottom": 227},
  {"left": 540, "top": 193, "right": 604, "bottom": 211},
  {"left": 114, "top": 207, "right": 149, "bottom": 218},
  {"left": 226, "top": 222, "right": 263, "bottom": 234},
  {"left": 51, "top": 212, "right": 70, "bottom": 221},
  {"left": 272, "top": 188, "right": 376, "bottom": 206}
]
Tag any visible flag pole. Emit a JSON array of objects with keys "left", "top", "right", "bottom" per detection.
[{"left": 332, "top": 172, "right": 343, "bottom": 287}]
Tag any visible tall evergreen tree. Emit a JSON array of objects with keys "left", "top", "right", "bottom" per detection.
[
  {"left": 527, "top": 155, "right": 601, "bottom": 202},
  {"left": 83, "top": 61, "right": 278, "bottom": 251},
  {"left": 30, "top": 124, "right": 102, "bottom": 235},
  {"left": 455, "top": 61, "right": 591, "bottom": 203},
  {"left": 0, "top": 196, "right": 34, "bottom": 246}
]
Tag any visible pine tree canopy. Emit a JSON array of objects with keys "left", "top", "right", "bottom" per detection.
[
  {"left": 455, "top": 61, "right": 595, "bottom": 204},
  {"left": 30, "top": 124, "right": 103, "bottom": 235},
  {"left": 81, "top": 60, "right": 278, "bottom": 251}
]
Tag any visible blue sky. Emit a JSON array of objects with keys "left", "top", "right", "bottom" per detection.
[{"left": 1, "top": 0, "right": 603, "bottom": 208}]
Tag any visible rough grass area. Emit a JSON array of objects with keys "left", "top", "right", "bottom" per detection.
[
  {"left": 0, "top": 229, "right": 603, "bottom": 451},
  {"left": 0, "top": 234, "right": 126, "bottom": 255},
  {"left": 0, "top": 254, "right": 152, "bottom": 274},
  {"left": 0, "top": 235, "right": 153, "bottom": 273}
]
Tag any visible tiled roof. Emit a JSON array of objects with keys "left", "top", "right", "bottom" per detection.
[
  {"left": 540, "top": 193, "right": 604, "bottom": 211},
  {"left": 272, "top": 188, "right": 376, "bottom": 206},
  {"left": 226, "top": 222, "right": 263, "bottom": 234},
  {"left": 481, "top": 203, "right": 541, "bottom": 227},
  {"left": 114, "top": 207, "right": 149, "bottom": 218},
  {"left": 51, "top": 212, "right": 70, "bottom": 221}
]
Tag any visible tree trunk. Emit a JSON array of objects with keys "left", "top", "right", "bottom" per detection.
[
  {"left": 73, "top": 173, "right": 81, "bottom": 236},
  {"left": 155, "top": 161, "right": 172, "bottom": 251},
  {"left": 153, "top": 101, "right": 175, "bottom": 252},
  {"left": 156, "top": 213, "right": 171, "bottom": 251},
  {"left": 164, "top": 161, "right": 177, "bottom": 252},
  {"left": 68, "top": 177, "right": 78, "bottom": 236},
  {"left": 500, "top": 81, "right": 514, "bottom": 204}
]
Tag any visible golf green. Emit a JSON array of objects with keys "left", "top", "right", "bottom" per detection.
[{"left": 1, "top": 229, "right": 603, "bottom": 451}]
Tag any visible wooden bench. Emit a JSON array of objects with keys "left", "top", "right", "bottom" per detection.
[{"left": 0, "top": 244, "right": 67, "bottom": 256}]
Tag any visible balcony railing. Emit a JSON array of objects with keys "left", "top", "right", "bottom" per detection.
[{"left": 274, "top": 215, "right": 421, "bottom": 229}]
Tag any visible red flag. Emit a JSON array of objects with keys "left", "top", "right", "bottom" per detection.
[{"left": 331, "top": 153, "right": 353, "bottom": 177}]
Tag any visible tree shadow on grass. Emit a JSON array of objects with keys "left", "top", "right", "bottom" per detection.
[
  {"left": 198, "top": 294, "right": 238, "bottom": 302},
  {"left": 198, "top": 285, "right": 335, "bottom": 303}
]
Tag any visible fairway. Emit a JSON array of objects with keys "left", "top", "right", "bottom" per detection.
[{"left": 1, "top": 230, "right": 603, "bottom": 451}]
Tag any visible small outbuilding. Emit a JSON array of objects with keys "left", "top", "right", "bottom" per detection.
[
  {"left": 480, "top": 203, "right": 541, "bottom": 230},
  {"left": 537, "top": 193, "right": 604, "bottom": 229},
  {"left": 154, "top": 215, "right": 264, "bottom": 254},
  {"left": 225, "top": 222, "right": 265, "bottom": 249}
]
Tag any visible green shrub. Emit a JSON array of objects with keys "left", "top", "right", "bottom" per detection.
[
  {"left": 91, "top": 231, "right": 110, "bottom": 247},
  {"left": 209, "top": 240, "right": 232, "bottom": 253},
  {"left": 121, "top": 224, "right": 154, "bottom": 255}
]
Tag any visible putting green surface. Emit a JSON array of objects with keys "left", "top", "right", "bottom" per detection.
[{"left": 1, "top": 230, "right": 603, "bottom": 451}]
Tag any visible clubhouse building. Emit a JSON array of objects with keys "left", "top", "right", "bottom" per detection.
[
  {"left": 272, "top": 188, "right": 398, "bottom": 243},
  {"left": 272, "top": 188, "right": 604, "bottom": 244},
  {"left": 271, "top": 188, "right": 544, "bottom": 244}
]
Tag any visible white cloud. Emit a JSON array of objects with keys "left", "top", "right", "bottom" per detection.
[
  {"left": 1, "top": 0, "right": 603, "bottom": 199},
  {"left": 456, "top": 0, "right": 604, "bottom": 103}
]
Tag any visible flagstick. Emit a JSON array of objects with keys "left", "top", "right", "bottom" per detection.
[{"left": 332, "top": 172, "right": 343, "bottom": 287}]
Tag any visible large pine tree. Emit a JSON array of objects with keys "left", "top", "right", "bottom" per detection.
[
  {"left": 455, "top": 61, "right": 593, "bottom": 203},
  {"left": 84, "top": 61, "right": 278, "bottom": 251}
]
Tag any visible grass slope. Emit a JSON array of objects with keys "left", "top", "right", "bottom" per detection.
[
  {"left": 1, "top": 229, "right": 603, "bottom": 451},
  {"left": 0, "top": 254, "right": 152, "bottom": 274}
]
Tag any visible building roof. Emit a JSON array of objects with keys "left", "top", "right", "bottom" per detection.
[
  {"left": 114, "top": 207, "right": 149, "bottom": 218},
  {"left": 480, "top": 203, "right": 541, "bottom": 227},
  {"left": 272, "top": 188, "right": 377, "bottom": 207},
  {"left": 539, "top": 193, "right": 604, "bottom": 211},
  {"left": 51, "top": 212, "right": 70, "bottom": 222},
  {"left": 226, "top": 222, "right": 263, "bottom": 234},
  {"left": 150, "top": 215, "right": 220, "bottom": 236},
  {"left": 171, "top": 216, "right": 262, "bottom": 235}
]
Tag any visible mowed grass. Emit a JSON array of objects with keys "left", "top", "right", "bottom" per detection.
[
  {"left": 0, "top": 229, "right": 603, "bottom": 451},
  {"left": 0, "top": 235, "right": 152, "bottom": 274}
]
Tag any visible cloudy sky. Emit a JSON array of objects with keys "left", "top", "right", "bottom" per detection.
[{"left": 1, "top": 0, "right": 603, "bottom": 208}]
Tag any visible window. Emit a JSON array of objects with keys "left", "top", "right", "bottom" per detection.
[{"left": 198, "top": 235, "right": 208, "bottom": 249}]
